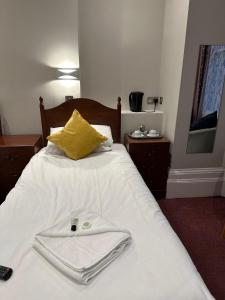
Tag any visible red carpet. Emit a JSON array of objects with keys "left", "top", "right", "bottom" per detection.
[{"left": 158, "top": 197, "right": 225, "bottom": 300}]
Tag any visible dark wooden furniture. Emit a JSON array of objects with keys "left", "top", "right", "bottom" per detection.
[
  {"left": 0, "top": 116, "right": 2, "bottom": 136},
  {"left": 124, "top": 135, "right": 170, "bottom": 199},
  {"left": 0, "top": 135, "right": 42, "bottom": 204},
  {"left": 40, "top": 97, "right": 121, "bottom": 146}
]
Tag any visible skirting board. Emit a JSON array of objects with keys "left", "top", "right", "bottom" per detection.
[{"left": 166, "top": 167, "right": 225, "bottom": 198}]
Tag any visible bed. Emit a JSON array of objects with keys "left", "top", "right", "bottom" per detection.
[{"left": 0, "top": 98, "right": 214, "bottom": 300}]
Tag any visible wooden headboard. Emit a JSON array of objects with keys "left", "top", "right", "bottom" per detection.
[{"left": 39, "top": 97, "right": 121, "bottom": 146}]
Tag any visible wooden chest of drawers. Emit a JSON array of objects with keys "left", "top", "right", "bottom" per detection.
[
  {"left": 124, "top": 134, "right": 170, "bottom": 199},
  {"left": 0, "top": 135, "right": 42, "bottom": 204}
]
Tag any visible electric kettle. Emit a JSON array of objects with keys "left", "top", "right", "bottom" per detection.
[{"left": 129, "top": 91, "right": 144, "bottom": 112}]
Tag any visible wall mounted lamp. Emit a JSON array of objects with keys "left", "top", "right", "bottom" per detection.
[{"left": 57, "top": 68, "right": 78, "bottom": 80}]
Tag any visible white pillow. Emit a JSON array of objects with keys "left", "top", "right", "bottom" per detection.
[
  {"left": 91, "top": 125, "right": 113, "bottom": 152},
  {"left": 46, "top": 125, "right": 113, "bottom": 155},
  {"left": 50, "top": 127, "right": 63, "bottom": 134},
  {"left": 46, "top": 127, "right": 65, "bottom": 156}
]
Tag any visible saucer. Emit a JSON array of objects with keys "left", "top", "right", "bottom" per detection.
[
  {"left": 147, "top": 133, "right": 161, "bottom": 139},
  {"left": 128, "top": 131, "right": 146, "bottom": 139}
]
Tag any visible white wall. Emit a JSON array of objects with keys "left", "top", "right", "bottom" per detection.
[
  {"left": 0, "top": 0, "right": 80, "bottom": 135},
  {"left": 78, "top": 0, "right": 165, "bottom": 111},
  {"left": 171, "top": 0, "right": 225, "bottom": 169},
  {"left": 159, "top": 0, "right": 190, "bottom": 143},
  {"left": 166, "top": 0, "right": 225, "bottom": 198}
]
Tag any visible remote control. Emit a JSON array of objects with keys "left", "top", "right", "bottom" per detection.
[{"left": 0, "top": 265, "right": 13, "bottom": 281}]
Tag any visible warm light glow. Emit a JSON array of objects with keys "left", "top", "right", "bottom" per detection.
[
  {"left": 44, "top": 50, "right": 79, "bottom": 69},
  {"left": 58, "top": 79, "right": 80, "bottom": 89},
  {"left": 44, "top": 80, "right": 80, "bottom": 95},
  {"left": 58, "top": 75, "right": 77, "bottom": 80},
  {"left": 58, "top": 68, "right": 76, "bottom": 74},
  {"left": 57, "top": 59, "right": 77, "bottom": 69}
]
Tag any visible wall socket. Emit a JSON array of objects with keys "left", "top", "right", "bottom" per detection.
[
  {"left": 147, "top": 96, "right": 163, "bottom": 104},
  {"left": 65, "top": 95, "right": 74, "bottom": 101}
]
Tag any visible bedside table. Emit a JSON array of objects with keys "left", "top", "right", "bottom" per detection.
[
  {"left": 124, "top": 134, "right": 170, "bottom": 199},
  {"left": 0, "top": 135, "right": 42, "bottom": 204}
]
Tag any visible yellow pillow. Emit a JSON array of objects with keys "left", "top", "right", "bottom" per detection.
[{"left": 47, "top": 110, "right": 107, "bottom": 160}]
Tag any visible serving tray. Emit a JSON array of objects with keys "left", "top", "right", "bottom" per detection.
[{"left": 128, "top": 132, "right": 162, "bottom": 139}]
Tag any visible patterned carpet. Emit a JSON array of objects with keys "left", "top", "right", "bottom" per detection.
[{"left": 158, "top": 197, "right": 225, "bottom": 300}]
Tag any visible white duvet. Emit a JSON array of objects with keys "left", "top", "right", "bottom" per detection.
[{"left": 0, "top": 144, "right": 214, "bottom": 300}]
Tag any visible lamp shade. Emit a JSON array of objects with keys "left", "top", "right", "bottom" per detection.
[{"left": 58, "top": 68, "right": 77, "bottom": 80}]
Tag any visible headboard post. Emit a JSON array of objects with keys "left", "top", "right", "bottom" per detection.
[{"left": 39, "top": 97, "right": 48, "bottom": 146}]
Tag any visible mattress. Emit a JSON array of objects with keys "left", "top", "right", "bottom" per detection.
[{"left": 0, "top": 144, "right": 214, "bottom": 300}]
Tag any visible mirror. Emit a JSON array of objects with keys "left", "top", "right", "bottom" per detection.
[{"left": 187, "top": 45, "right": 225, "bottom": 154}]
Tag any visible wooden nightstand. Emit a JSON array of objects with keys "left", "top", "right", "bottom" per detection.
[
  {"left": 0, "top": 135, "right": 42, "bottom": 204},
  {"left": 124, "top": 134, "right": 170, "bottom": 199},
  {"left": 222, "top": 225, "right": 225, "bottom": 239}
]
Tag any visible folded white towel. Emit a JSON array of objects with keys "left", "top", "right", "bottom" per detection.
[{"left": 33, "top": 211, "right": 131, "bottom": 284}]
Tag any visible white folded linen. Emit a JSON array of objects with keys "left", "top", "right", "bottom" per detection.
[{"left": 33, "top": 211, "right": 131, "bottom": 285}]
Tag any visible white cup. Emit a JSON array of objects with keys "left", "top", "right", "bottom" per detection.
[
  {"left": 133, "top": 130, "right": 141, "bottom": 137},
  {"left": 149, "top": 129, "right": 159, "bottom": 135}
]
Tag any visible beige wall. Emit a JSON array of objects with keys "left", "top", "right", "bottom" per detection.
[
  {"left": 0, "top": 0, "right": 166, "bottom": 136},
  {"left": 159, "top": 0, "right": 190, "bottom": 143},
  {"left": 171, "top": 0, "right": 225, "bottom": 169},
  {"left": 0, "top": 0, "right": 80, "bottom": 135},
  {"left": 78, "top": 0, "right": 165, "bottom": 111}
]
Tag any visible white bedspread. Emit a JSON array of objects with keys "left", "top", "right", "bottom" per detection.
[{"left": 0, "top": 144, "right": 214, "bottom": 300}]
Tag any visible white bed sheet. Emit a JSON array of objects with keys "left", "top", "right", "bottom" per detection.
[{"left": 0, "top": 144, "right": 214, "bottom": 300}]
